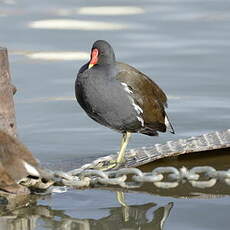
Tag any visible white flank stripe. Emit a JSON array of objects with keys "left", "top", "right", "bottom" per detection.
[
  {"left": 121, "top": 82, "right": 144, "bottom": 122},
  {"left": 137, "top": 116, "right": 144, "bottom": 127},
  {"left": 132, "top": 101, "right": 143, "bottom": 114},
  {"left": 23, "top": 161, "right": 40, "bottom": 177},
  {"left": 165, "top": 116, "right": 170, "bottom": 128},
  {"left": 121, "top": 82, "right": 133, "bottom": 94}
]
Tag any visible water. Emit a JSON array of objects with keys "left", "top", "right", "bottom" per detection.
[{"left": 0, "top": 0, "right": 230, "bottom": 229}]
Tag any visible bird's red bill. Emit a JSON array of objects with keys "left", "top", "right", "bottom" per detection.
[{"left": 89, "top": 48, "right": 99, "bottom": 68}]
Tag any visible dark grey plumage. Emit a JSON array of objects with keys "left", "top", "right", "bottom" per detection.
[{"left": 75, "top": 40, "right": 174, "bottom": 136}]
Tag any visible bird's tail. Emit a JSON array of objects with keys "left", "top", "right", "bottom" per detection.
[{"left": 165, "top": 113, "right": 175, "bottom": 134}]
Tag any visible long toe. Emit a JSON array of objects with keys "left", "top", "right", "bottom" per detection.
[{"left": 94, "top": 159, "right": 122, "bottom": 171}]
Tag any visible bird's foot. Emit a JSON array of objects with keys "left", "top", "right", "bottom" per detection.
[{"left": 94, "top": 160, "right": 124, "bottom": 171}]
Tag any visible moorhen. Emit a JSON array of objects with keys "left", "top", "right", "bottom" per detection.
[
  {"left": 75, "top": 40, "right": 174, "bottom": 170},
  {"left": 0, "top": 130, "right": 51, "bottom": 194}
]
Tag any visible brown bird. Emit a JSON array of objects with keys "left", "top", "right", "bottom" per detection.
[
  {"left": 0, "top": 130, "right": 51, "bottom": 194},
  {"left": 75, "top": 40, "right": 174, "bottom": 170}
]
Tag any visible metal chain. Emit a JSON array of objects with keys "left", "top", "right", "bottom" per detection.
[
  {"left": 21, "top": 129, "right": 230, "bottom": 192},
  {"left": 45, "top": 166, "right": 230, "bottom": 190}
]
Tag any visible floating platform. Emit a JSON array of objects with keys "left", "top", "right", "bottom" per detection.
[{"left": 82, "top": 129, "right": 230, "bottom": 169}]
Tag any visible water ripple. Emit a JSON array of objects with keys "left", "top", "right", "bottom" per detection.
[
  {"left": 26, "top": 51, "right": 89, "bottom": 61},
  {"left": 28, "top": 19, "right": 128, "bottom": 30},
  {"left": 56, "top": 6, "right": 144, "bottom": 16}
]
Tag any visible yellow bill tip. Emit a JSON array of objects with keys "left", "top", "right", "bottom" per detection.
[{"left": 88, "top": 63, "right": 94, "bottom": 69}]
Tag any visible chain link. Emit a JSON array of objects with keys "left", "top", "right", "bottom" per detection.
[
  {"left": 42, "top": 129, "right": 230, "bottom": 191},
  {"left": 44, "top": 166, "right": 230, "bottom": 190}
]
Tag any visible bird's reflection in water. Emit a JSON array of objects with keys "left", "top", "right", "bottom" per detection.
[
  {"left": 116, "top": 191, "right": 173, "bottom": 230},
  {"left": 0, "top": 192, "right": 173, "bottom": 230}
]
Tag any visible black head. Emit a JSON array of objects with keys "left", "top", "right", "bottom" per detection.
[{"left": 89, "top": 40, "right": 116, "bottom": 67}]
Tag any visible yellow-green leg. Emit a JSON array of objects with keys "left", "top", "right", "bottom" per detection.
[
  {"left": 95, "top": 132, "right": 132, "bottom": 171},
  {"left": 117, "top": 132, "right": 132, "bottom": 164},
  {"left": 116, "top": 191, "right": 129, "bottom": 221}
]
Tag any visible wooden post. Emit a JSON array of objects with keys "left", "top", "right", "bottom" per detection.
[
  {"left": 0, "top": 47, "right": 52, "bottom": 201},
  {"left": 0, "top": 47, "right": 17, "bottom": 137}
]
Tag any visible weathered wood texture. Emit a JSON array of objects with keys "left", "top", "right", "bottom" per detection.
[
  {"left": 125, "top": 129, "right": 230, "bottom": 167},
  {"left": 0, "top": 47, "right": 17, "bottom": 137},
  {"left": 0, "top": 48, "right": 53, "bottom": 197},
  {"left": 80, "top": 129, "right": 230, "bottom": 169}
]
